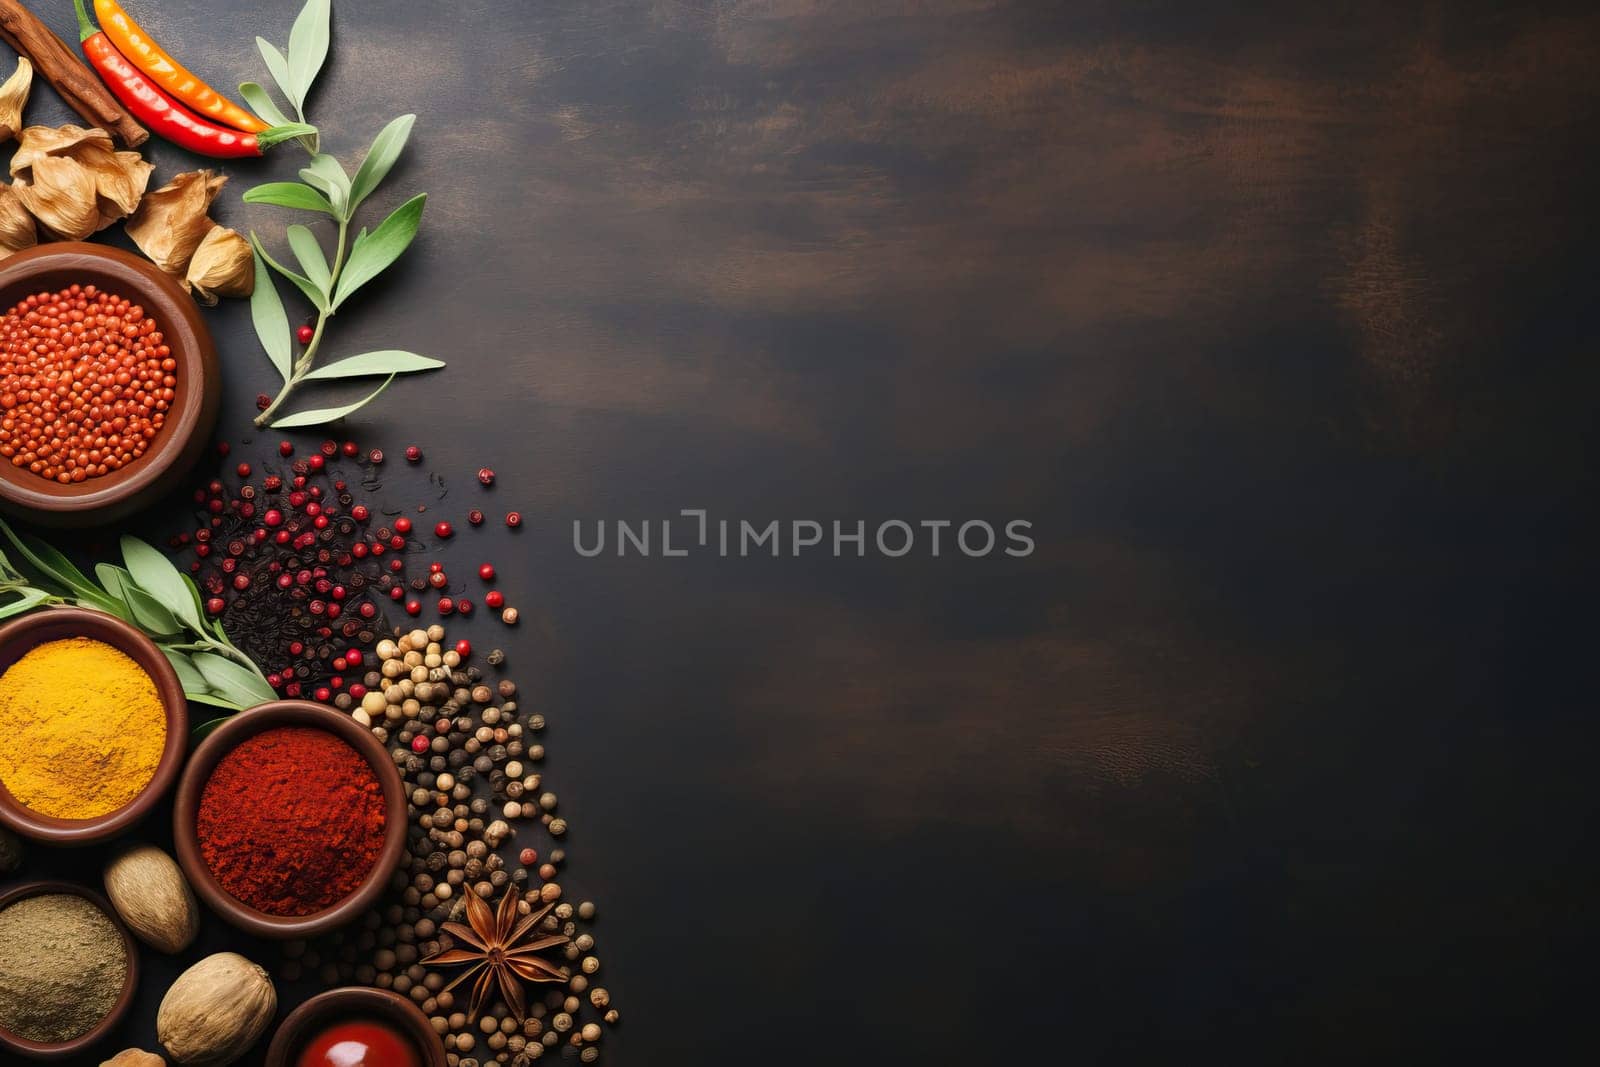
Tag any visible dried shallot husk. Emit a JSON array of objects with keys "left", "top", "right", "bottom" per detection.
[
  {"left": 0, "top": 184, "right": 37, "bottom": 259},
  {"left": 185, "top": 226, "right": 253, "bottom": 304},
  {"left": 0, "top": 58, "right": 31, "bottom": 143},
  {"left": 9, "top": 124, "right": 153, "bottom": 239},
  {"left": 124, "top": 170, "right": 228, "bottom": 276}
]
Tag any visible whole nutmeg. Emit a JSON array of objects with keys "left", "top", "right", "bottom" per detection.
[
  {"left": 157, "top": 953, "right": 276, "bottom": 1065},
  {"left": 0, "top": 825, "right": 20, "bottom": 872},
  {"left": 101, "top": 1052, "right": 166, "bottom": 1067},
  {"left": 105, "top": 845, "right": 199, "bottom": 953}
]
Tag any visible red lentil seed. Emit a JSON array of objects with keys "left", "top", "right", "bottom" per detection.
[{"left": 0, "top": 285, "right": 175, "bottom": 484}]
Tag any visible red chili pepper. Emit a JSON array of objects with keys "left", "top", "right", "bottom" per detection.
[{"left": 74, "top": 0, "right": 307, "bottom": 158}]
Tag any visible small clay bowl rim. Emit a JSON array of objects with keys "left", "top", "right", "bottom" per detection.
[
  {"left": 0, "top": 243, "right": 221, "bottom": 528},
  {"left": 174, "top": 700, "right": 408, "bottom": 939},
  {"left": 0, "top": 606, "right": 188, "bottom": 844},
  {"left": 0, "top": 880, "right": 140, "bottom": 1060},
  {"left": 265, "top": 986, "right": 448, "bottom": 1067}
]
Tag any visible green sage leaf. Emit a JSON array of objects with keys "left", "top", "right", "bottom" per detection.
[
  {"left": 0, "top": 519, "right": 121, "bottom": 612},
  {"left": 269, "top": 374, "right": 397, "bottom": 429},
  {"left": 192, "top": 652, "right": 277, "bottom": 706},
  {"left": 302, "top": 350, "right": 444, "bottom": 381},
  {"left": 333, "top": 194, "right": 426, "bottom": 309},
  {"left": 0, "top": 587, "right": 50, "bottom": 621},
  {"left": 161, "top": 647, "right": 208, "bottom": 692},
  {"left": 252, "top": 234, "right": 329, "bottom": 312},
  {"left": 287, "top": 225, "right": 331, "bottom": 294},
  {"left": 244, "top": 181, "right": 336, "bottom": 216},
  {"left": 190, "top": 715, "right": 237, "bottom": 739},
  {"left": 287, "top": 0, "right": 332, "bottom": 112},
  {"left": 255, "top": 37, "right": 296, "bottom": 110},
  {"left": 238, "top": 81, "right": 292, "bottom": 128},
  {"left": 255, "top": 123, "right": 320, "bottom": 150},
  {"left": 348, "top": 114, "right": 415, "bottom": 212},
  {"left": 96, "top": 564, "right": 181, "bottom": 636},
  {"left": 299, "top": 154, "right": 350, "bottom": 217},
  {"left": 249, "top": 250, "right": 292, "bottom": 381},
  {"left": 120, "top": 535, "right": 203, "bottom": 631}
]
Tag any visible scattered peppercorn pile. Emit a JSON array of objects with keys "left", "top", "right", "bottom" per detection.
[
  {"left": 0, "top": 284, "right": 175, "bottom": 484},
  {"left": 287, "top": 624, "right": 616, "bottom": 1065},
  {"left": 169, "top": 440, "right": 613, "bottom": 1065},
  {"left": 177, "top": 440, "right": 525, "bottom": 698},
  {"left": 176, "top": 439, "right": 410, "bottom": 700}
]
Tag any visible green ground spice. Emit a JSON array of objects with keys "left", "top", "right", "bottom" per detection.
[{"left": 0, "top": 894, "right": 126, "bottom": 1043}]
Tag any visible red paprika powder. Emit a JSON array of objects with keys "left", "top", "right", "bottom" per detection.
[{"left": 197, "top": 725, "right": 386, "bottom": 916}]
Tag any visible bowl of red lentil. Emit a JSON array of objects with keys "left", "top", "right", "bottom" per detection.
[
  {"left": 174, "top": 700, "right": 408, "bottom": 938},
  {"left": 0, "top": 242, "right": 220, "bottom": 527}
]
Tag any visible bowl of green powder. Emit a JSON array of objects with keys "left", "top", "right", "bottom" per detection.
[{"left": 0, "top": 881, "right": 138, "bottom": 1058}]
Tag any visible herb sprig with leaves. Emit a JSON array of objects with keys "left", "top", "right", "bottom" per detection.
[
  {"left": 0, "top": 519, "right": 276, "bottom": 720},
  {"left": 240, "top": 0, "right": 443, "bottom": 429}
]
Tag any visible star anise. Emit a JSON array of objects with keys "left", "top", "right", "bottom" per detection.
[{"left": 421, "top": 887, "right": 571, "bottom": 1020}]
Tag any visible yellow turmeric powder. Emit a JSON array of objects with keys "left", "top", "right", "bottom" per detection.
[{"left": 0, "top": 637, "right": 166, "bottom": 819}]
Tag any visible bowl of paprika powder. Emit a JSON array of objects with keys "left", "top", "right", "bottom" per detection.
[
  {"left": 0, "top": 243, "right": 220, "bottom": 528},
  {"left": 173, "top": 700, "right": 407, "bottom": 938}
]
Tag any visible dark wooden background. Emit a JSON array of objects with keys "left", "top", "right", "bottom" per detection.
[{"left": 7, "top": 0, "right": 1599, "bottom": 1063}]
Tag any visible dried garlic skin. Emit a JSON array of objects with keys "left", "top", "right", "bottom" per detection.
[
  {"left": 125, "top": 170, "right": 228, "bottom": 276},
  {"left": 0, "top": 58, "right": 31, "bottom": 143},
  {"left": 10, "top": 125, "right": 153, "bottom": 238},
  {"left": 0, "top": 184, "right": 37, "bottom": 259},
  {"left": 185, "top": 226, "right": 254, "bottom": 304},
  {"left": 13, "top": 154, "right": 98, "bottom": 239}
]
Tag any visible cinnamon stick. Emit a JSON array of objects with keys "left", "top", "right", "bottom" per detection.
[{"left": 0, "top": 0, "right": 146, "bottom": 147}]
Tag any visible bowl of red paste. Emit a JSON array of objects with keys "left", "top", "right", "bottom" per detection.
[
  {"left": 173, "top": 700, "right": 407, "bottom": 938},
  {"left": 264, "top": 987, "right": 445, "bottom": 1067}
]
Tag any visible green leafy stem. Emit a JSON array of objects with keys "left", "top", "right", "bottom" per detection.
[
  {"left": 240, "top": 0, "right": 442, "bottom": 429},
  {"left": 0, "top": 520, "right": 276, "bottom": 720}
]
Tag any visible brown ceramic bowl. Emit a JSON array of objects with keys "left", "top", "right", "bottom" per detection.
[
  {"left": 0, "top": 606, "right": 187, "bottom": 844},
  {"left": 174, "top": 700, "right": 408, "bottom": 939},
  {"left": 265, "top": 987, "right": 448, "bottom": 1067},
  {"left": 0, "top": 881, "right": 140, "bottom": 1060},
  {"left": 0, "top": 243, "right": 220, "bottom": 527}
]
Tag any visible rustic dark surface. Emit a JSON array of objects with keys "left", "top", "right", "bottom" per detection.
[{"left": 4, "top": 0, "right": 1598, "bottom": 1063}]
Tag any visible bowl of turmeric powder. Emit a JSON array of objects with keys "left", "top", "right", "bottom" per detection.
[{"left": 0, "top": 606, "right": 187, "bottom": 844}]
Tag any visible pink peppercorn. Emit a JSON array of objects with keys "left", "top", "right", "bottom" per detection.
[
  {"left": 478, "top": 563, "right": 495, "bottom": 581},
  {"left": 505, "top": 511, "right": 522, "bottom": 528},
  {"left": 485, "top": 590, "right": 504, "bottom": 610}
]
